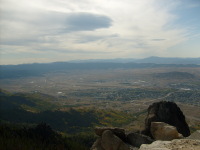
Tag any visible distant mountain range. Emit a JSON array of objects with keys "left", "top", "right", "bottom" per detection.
[
  {"left": 69, "top": 56, "right": 200, "bottom": 64},
  {"left": 0, "top": 57, "right": 200, "bottom": 79}
]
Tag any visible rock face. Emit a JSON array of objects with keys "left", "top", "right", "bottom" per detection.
[
  {"left": 139, "top": 139, "right": 200, "bottom": 150},
  {"left": 142, "top": 101, "right": 190, "bottom": 137},
  {"left": 101, "top": 130, "right": 130, "bottom": 150},
  {"left": 126, "top": 132, "right": 154, "bottom": 147},
  {"left": 95, "top": 127, "right": 126, "bottom": 141},
  {"left": 91, "top": 128, "right": 131, "bottom": 150},
  {"left": 91, "top": 138, "right": 104, "bottom": 150},
  {"left": 150, "top": 122, "right": 183, "bottom": 141}
]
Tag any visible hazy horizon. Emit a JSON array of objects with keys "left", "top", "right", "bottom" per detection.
[
  {"left": 0, "top": 56, "right": 200, "bottom": 66},
  {"left": 1, "top": 0, "right": 200, "bottom": 65}
]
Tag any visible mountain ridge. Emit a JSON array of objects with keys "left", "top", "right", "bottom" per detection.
[
  {"left": 69, "top": 56, "right": 200, "bottom": 64},
  {"left": 1, "top": 57, "right": 200, "bottom": 79},
  {"left": 1, "top": 56, "right": 200, "bottom": 66}
]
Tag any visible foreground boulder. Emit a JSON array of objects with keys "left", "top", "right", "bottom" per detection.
[
  {"left": 126, "top": 132, "right": 154, "bottom": 147},
  {"left": 91, "top": 129, "right": 132, "bottom": 150},
  {"left": 91, "top": 138, "right": 104, "bottom": 150},
  {"left": 101, "top": 130, "right": 130, "bottom": 150},
  {"left": 150, "top": 122, "right": 183, "bottom": 140},
  {"left": 95, "top": 127, "right": 126, "bottom": 141},
  {"left": 139, "top": 139, "right": 200, "bottom": 150},
  {"left": 142, "top": 101, "right": 190, "bottom": 137}
]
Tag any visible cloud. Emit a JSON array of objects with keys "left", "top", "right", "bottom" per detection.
[
  {"left": 0, "top": 0, "right": 199, "bottom": 64},
  {"left": 0, "top": 10, "right": 112, "bottom": 46},
  {"left": 152, "top": 39, "right": 166, "bottom": 41},
  {"left": 75, "top": 34, "right": 118, "bottom": 43},
  {"left": 66, "top": 13, "right": 112, "bottom": 31}
]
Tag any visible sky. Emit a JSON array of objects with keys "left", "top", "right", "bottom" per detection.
[{"left": 0, "top": 0, "right": 200, "bottom": 65}]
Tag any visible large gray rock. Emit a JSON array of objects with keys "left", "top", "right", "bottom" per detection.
[
  {"left": 150, "top": 122, "right": 183, "bottom": 141},
  {"left": 95, "top": 127, "right": 126, "bottom": 141},
  {"left": 101, "top": 130, "right": 130, "bottom": 150},
  {"left": 142, "top": 101, "right": 190, "bottom": 137},
  {"left": 139, "top": 139, "right": 200, "bottom": 150},
  {"left": 91, "top": 129, "right": 133, "bottom": 150},
  {"left": 126, "top": 132, "right": 154, "bottom": 147}
]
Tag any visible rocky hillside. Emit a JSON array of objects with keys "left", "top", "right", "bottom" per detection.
[{"left": 91, "top": 101, "right": 200, "bottom": 150}]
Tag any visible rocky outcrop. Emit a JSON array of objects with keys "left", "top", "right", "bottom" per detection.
[
  {"left": 139, "top": 139, "right": 200, "bottom": 150},
  {"left": 91, "top": 127, "right": 154, "bottom": 150},
  {"left": 91, "top": 101, "right": 196, "bottom": 150},
  {"left": 91, "top": 128, "right": 132, "bottom": 150},
  {"left": 91, "top": 126, "right": 200, "bottom": 150},
  {"left": 101, "top": 130, "right": 130, "bottom": 150},
  {"left": 91, "top": 138, "right": 104, "bottom": 150},
  {"left": 150, "top": 122, "right": 183, "bottom": 140},
  {"left": 142, "top": 101, "right": 190, "bottom": 137},
  {"left": 95, "top": 127, "right": 126, "bottom": 141},
  {"left": 126, "top": 132, "right": 154, "bottom": 147}
]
